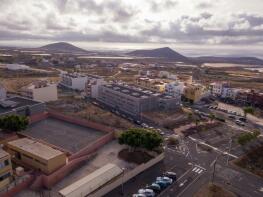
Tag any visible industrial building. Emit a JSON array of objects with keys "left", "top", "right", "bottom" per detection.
[
  {"left": 60, "top": 73, "right": 88, "bottom": 91},
  {"left": 7, "top": 138, "right": 66, "bottom": 175},
  {"left": 20, "top": 80, "right": 58, "bottom": 102},
  {"left": 0, "top": 149, "right": 13, "bottom": 190},
  {"left": 0, "top": 96, "right": 45, "bottom": 117},
  {"left": 59, "top": 163, "right": 122, "bottom": 197}
]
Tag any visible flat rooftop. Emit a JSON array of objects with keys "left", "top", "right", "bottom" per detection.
[
  {"left": 0, "top": 96, "right": 42, "bottom": 114},
  {"left": 0, "top": 149, "right": 9, "bottom": 159},
  {"left": 22, "top": 117, "right": 106, "bottom": 153},
  {"left": 8, "top": 138, "right": 64, "bottom": 160},
  {"left": 102, "top": 84, "right": 160, "bottom": 98}
]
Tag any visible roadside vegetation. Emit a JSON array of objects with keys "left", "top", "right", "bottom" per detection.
[
  {"left": 194, "top": 183, "right": 236, "bottom": 197},
  {"left": 118, "top": 128, "right": 163, "bottom": 164},
  {"left": 237, "top": 130, "right": 260, "bottom": 146},
  {"left": 0, "top": 115, "right": 29, "bottom": 133},
  {"left": 235, "top": 146, "right": 263, "bottom": 178}
]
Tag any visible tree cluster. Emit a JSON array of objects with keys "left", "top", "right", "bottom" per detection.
[
  {"left": 118, "top": 128, "right": 163, "bottom": 151},
  {"left": 237, "top": 130, "right": 260, "bottom": 146},
  {"left": 0, "top": 115, "right": 29, "bottom": 133}
]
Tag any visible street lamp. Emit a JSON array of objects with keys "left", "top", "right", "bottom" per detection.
[{"left": 121, "top": 167, "right": 126, "bottom": 196}]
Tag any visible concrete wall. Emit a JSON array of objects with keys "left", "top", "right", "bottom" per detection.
[
  {"left": 32, "top": 85, "right": 58, "bottom": 102},
  {"left": 89, "top": 153, "right": 165, "bottom": 197}
]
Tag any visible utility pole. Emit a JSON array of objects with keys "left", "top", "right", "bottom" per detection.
[{"left": 226, "top": 138, "right": 232, "bottom": 166}]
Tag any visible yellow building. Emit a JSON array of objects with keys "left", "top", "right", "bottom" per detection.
[
  {"left": 136, "top": 77, "right": 166, "bottom": 93},
  {"left": 0, "top": 149, "right": 13, "bottom": 190},
  {"left": 183, "top": 84, "right": 205, "bottom": 103},
  {"left": 7, "top": 138, "right": 66, "bottom": 175}
]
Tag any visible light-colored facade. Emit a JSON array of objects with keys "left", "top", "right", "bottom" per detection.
[
  {"left": 7, "top": 138, "right": 66, "bottom": 175},
  {"left": 84, "top": 75, "right": 107, "bottom": 99},
  {"left": 60, "top": 73, "right": 88, "bottom": 91},
  {"left": 158, "top": 71, "right": 177, "bottom": 80},
  {"left": 0, "top": 85, "right": 6, "bottom": 100},
  {"left": 136, "top": 77, "right": 166, "bottom": 93},
  {"left": 165, "top": 81, "right": 184, "bottom": 97},
  {"left": 0, "top": 149, "right": 13, "bottom": 190},
  {"left": 221, "top": 87, "right": 240, "bottom": 100},
  {"left": 59, "top": 163, "right": 122, "bottom": 197},
  {"left": 20, "top": 81, "right": 58, "bottom": 102},
  {"left": 183, "top": 84, "right": 206, "bottom": 103},
  {"left": 210, "top": 82, "right": 229, "bottom": 96}
]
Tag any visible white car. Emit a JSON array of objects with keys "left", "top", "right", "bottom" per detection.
[
  {"left": 138, "top": 189, "right": 155, "bottom": 197},
  {"left": 133, "top": 194, "right": 146, "bottom": 197}
]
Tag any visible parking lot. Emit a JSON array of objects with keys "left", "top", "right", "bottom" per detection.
[{"left": 22, "top": 117, "right": 106, "bottom": 153}]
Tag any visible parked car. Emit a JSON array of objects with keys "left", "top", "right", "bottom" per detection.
[
  {"left": 239, "top": 117, "right": 247, "bottom": 122},
  {"left": 138, "top": 189, "right": 155, "bottom": 197},
  {"left": 235, "top": 120, "right": 245, "bottom": 126},
  {"left": 133, "top": 194, "right": 146, "bottom": 197},
  {"left": 146, "top": 184, "right": 161, "bottom": 193},
  {"left": 154, "top": 181, "right": 168, "bottom": 189},
  {"left": 163, "top": 171, "right": 177, "bottom": 181},
  {"left": 228, "top": 115, "right": 236, "bottom": 120},
  {"left": 156, "top": 176, "right": 173, "bottom": 185}
]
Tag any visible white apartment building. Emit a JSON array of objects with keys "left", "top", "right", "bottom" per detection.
[
  {"left": 221, "top": 87, "right": 240, "bottom": 100},
  {"left": 20, "top": 81, "right": 58, "bottom": 102},
  {"left": 60, "top": 73, "right": 88, "bottom": 91},
  {"left": 158, "top": 71, "right": 177, "bottom": 80},
  {"left": 210, "top": 82, "right": 229, "bottom": 96},
  {"left": 165, "top": 81, "right": 184, "bottom": 97},
  {"left": 0, "top": 85, "right": 6, "bottom": 100},
  {"left": 84, "top": 75, "right": 107, "bottom": 99}
]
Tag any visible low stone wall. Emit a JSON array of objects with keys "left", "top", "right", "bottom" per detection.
[
  {"left": 69, "top": 132, "right": 114, "bottom": 161},
  {"left": 90, "top": 153, "right": 165, "bottom": 197},
  {"left": 47, "top": 110, "right": 115, "bottom": 133}
]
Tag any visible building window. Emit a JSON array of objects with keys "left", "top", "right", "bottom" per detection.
[
  {"left": 0, "top": 172, "right": 11, "bottom": 181},
  {"left": 4, "top": 160, "right": 9, "bottom": 166}
]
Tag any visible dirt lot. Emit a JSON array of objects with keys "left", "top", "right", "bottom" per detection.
[
  {"left": 1, "top": 77, "right": 60, "bottom": 93},
  {"left": 194, "top": 183, "right": 236, "bottom": 197},
  {"left": 234, "top": 145, "right": 263, "bottom": 178},
  {"left": 47, "top": 96, "right": 134, "bottom": 130}
]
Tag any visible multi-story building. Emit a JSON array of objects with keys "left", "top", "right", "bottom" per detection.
[
  {"left": 165, "top": 81, "right": 184, "bottom": 97},
  {"left": 97, "top": 83, "right": 181, "bottom": 118},
  {"left": 136, "top": 77, "right": 167, "bottom": 93},
  {"left": 0, "top": 96, "right": 46, "bottom": 117},
  {"left": 210, "top": 82, "right": 229, "bottom": 96},
  {"left": 221, "top": 87, "right": 240, "bottom": 100},
  {"left": 0, "top": 85, "right": 6, "bottom": 100},
  {"left": 0, "top": 149, "right": 13, "bottom": 190},
  {"left": 60, "top": 73, "right": 88, "bottom": 91},
  {"left": 7, "top": 138, "right": 66, "bottom": 175},
  {"left": 183, "top": 84, "right": 207, "bottom": 103},
  {"left": 158, "top": 71, "right": 177, "bottom": 80},
  {"left": 84, "top": 75, "right": 106, "bottom": 99},
  {"left": 98, "top": 84, "right": 158, "bottom": 118},
  {"left": 20, "top": 81, "right": 58, "bottom": 102}
]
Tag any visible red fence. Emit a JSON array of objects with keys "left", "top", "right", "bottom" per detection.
[{"left": 24, "top": 111, "right": 116, "bottom": 190}]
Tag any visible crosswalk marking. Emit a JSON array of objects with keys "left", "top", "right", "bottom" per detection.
[{"left": 192, "top": 166, "right": 205, "bottom": 174}]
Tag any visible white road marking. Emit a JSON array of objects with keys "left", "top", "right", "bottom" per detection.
[{"left": 189, "top": 136, "right": 238, "bottom": 159}]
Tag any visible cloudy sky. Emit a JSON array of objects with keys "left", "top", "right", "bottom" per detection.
[{"left": 0, "top": 0, "right": 263, "bottom": 56}]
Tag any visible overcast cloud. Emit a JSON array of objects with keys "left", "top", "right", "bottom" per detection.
[{"left": 0, "top": 0, "right": 263, "bottom": 48}]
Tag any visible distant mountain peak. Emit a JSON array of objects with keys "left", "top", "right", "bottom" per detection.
[
  {"left": 127, "top": 47, "right": 189, "bottom": 62},
  {"left": 39, "top": 42, "right": 87, "bottom": 53}
]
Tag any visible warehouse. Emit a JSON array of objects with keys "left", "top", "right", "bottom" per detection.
[{"left": 59, "top": 163, "right": 122, "bottom": 197}]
